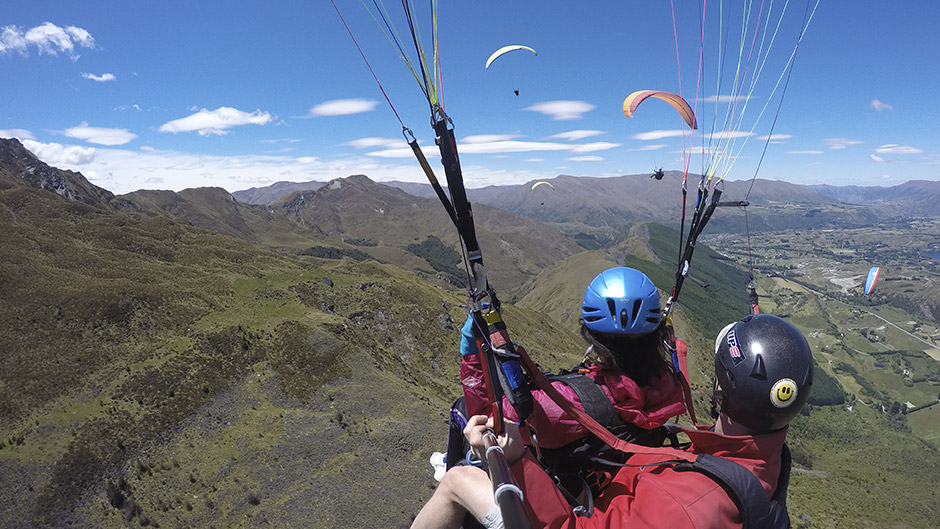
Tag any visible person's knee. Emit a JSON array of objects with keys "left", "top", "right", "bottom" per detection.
[{"left": 438, "top": 465, "right": 486, "bottom": 499}]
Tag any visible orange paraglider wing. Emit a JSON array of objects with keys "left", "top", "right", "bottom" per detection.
[{"left": 623, "top": 90, "right": 697, "bottom": 129}]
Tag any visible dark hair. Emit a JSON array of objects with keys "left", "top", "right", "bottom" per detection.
[{"left": 579, "top": 322, "right": 673, "bottom": 387}]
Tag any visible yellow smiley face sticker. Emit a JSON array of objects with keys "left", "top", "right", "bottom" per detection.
[{"left": 770, "top": 378, "right": 798, "bottom": 408}]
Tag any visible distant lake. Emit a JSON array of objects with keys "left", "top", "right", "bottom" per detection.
[{"left": 929, "top": 251, "right": 940, "bottom": 260}]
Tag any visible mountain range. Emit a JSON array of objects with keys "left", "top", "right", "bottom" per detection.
[{"left": 2, "top": 136, "right": 940, "bottom": 529}]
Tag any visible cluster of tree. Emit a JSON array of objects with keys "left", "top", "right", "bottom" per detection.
[
  {"left": 343, "top": 237, "right": 378, "bottom": 247},
  {"left": 406, "top": 235, "right": 465, "bottom": 286},
  {"left": 299, "top": 246, "right": 373, "bottom": 261},
  {"left": 807, "top": 364, "right": 846, "bottom": 406}
]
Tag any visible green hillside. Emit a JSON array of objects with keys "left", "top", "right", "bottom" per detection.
[{"left": 622, "top": 222, "right": 751, "bottom": 339}]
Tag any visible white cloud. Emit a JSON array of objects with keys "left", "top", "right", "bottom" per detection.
[
  {"left": 159, "top": 107, "right": 273, "bottom": 136},
  {"left": 115, "top": 104, "right": 142, "bottom": 112},
  {"left": 632, "top": 130, "right": 688, "bottom": 140},
  {"left": 19, "top": 140, "right": 552, "bottom": 194},
  {"left": 462, "top": 134, "right": 522, "bottom": 144},
  {"left": 344, "top": 137, "right": 405, "bottom": 149},
  {"left": 64, "top": 123, "right": 137, "bottom": 146},
  {"left": 627, "top": 144, "right": 667, "bottom": 152},
  {"left": 705, "top": 95, "right": 750, "bottom": 103},
  {"left": 869, "top": 154, "right": 885, "bottom": 163},
  {"left": 82, "top": 72, "right": 115, "bottom": 82},
  {"left": 524, "top": 101, "right": 595, "bottom": 120},
  {"left": 756, "top": 134, "right": 792, "bottom": 141},
  {"left": 22, "top": 140, "right": 96, "bottom": 165},
  {"left": 785, "top": 150, "right": 824, "bottom": 155},
  {"left": 570, "top": 142, "right": 621, "bottom": 153},
  {"left": 0, "top": 23, "right": 95, "bottom": 60},
  {"left": 525, "top": 158, "right": 544, "bottom": 162},
  {"left": 548, "top": 130, "right": 605, "bottom": 141},
  {"left": 823, "top": 138, "right": 863, "bottom": 150},
  {"left": 304, "top": 98, "right": 379, "bottom": 117},
  {"left": 0, "top": 129, "right": 35, "bottom": 141},
  {"left": 874, "top": 144, "right": 922, "bottom": 154},
  {"left": 567, "top": 155, "right": 604, "bottom": 162},
  {"left": 870, "top": 99, "right": 893, "bottom": 111},
  {"left": 702, "top": 131, "right": 753, "bottom": 140}
]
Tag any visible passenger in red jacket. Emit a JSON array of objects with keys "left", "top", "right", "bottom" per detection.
[
  {"left": 411, "top": 267, "right": 687, "bottom": 529},
  {"left": 465, "top": 313, "right": 814, "bottom": 529}
]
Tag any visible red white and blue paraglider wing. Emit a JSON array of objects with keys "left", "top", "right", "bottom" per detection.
[{"left": 864, "top": 266, "right": 881, "bottom": 295}]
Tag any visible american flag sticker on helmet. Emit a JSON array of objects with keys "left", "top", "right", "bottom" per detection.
[{"left": 727, "top": 328, "right": 744, "bottom": 366}]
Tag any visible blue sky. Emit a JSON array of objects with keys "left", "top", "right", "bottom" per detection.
[{"left": 1, "top": 1, "right": 937, "bottom": 195}]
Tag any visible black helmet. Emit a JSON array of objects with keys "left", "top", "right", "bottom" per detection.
[{"left": 713, "top": 314, "right": 813, "bottom": 432}]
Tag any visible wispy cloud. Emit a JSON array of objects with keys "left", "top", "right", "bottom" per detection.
[
  {"left": 0, "top": 22, "right": 95, "bottom": 60},
  {"left": 570, "top": 142, "right": 620, "bottom": 153},
  {"left": 524, "top": 101, "right": 595, "bottom": 120},
  {"left": 64, "top": 123, "right": 137, "bottom": 146},
  {"left": 869, "top": 154, "right": 885, "bottom": 163},
  {"left": 159, "top": 107, "right": 273, "bottom": 136},
  {"left": 115, "top": 104, "right": 142, "bottom": 112},
  {"left": 461, "top": 134, "right": 522, "bottom": 144},
  {"left": 870, "top": 99, "right": 893, "bottom": 111},
  {"left": 567, "top": 155, "right": 603, "bottom": 162},
  {"left": 627, "top": 144, "right": 667, "bottom": 152},
  {"left": 756, "top": 134, "right": 792, "bottom": 141},
  {"left": 704, "top": 95, "right": 751, "bottom": 103},
  {"left": 525, "top": 158, "right": 544, "bottom": 162},
  {"left": 632, "top": 130, "right": 688, "bottom": 141},
  {"left": 548, "top": 130, "right": 605, "bottom": 141},
  {"left": 874, "top": 144, "right": 922, "bottom": 154},
  {"left": 0, "top": 129, "right": 35, "bottom": 141},
  {"left": 260, "top": 138, "right": 301, "bottom": 144},
  {"left": 823, "top": 138, "right": 863, "bottom": 150},
  {"left": 366, "top": 139, "right": 620, "bottom": 158},
  {"left": 304, "top": 98, "right": 379, "bottom": 117},
  {"left": 344, "top": 137, "right": 406, "bottom": 149},
  {"left": 23, "top": 140, "right": 96, "bottom": 165},
  {"left": 785, "top": 150, "right": 824, "bottom": 155},
  {"left": 82, "top": 72, "right": 115, "bottom": 82}
]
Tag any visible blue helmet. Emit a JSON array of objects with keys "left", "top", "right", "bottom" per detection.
[{"left": 581, "top": 267, "right": 662, "bottom": 335}]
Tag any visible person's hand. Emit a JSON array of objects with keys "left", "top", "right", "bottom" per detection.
[
  {"left": 464, "top": 415, "right": 526, "bottom": 465},
  {"left": 460, "top": 314, "right": 480, "bottom": 357}
]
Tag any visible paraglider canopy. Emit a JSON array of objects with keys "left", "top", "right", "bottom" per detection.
[
  {"left": 531, "top": 181, "right": 554, "bottom": 191},
  {"left": 864, "top": 266, "right": 881, "bottom": 295},
  {"left": 485, "top": 45, "right": 537, "bottom": 69},
  {"left": 623, "top": 90, "right": 697, "bottom": 130}
]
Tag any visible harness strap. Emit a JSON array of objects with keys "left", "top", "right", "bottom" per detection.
[
  {"left": 673, "top": 338, "right": 702, "bottom": 427},
  {"left": 547, "top": 373, "right": 626, "bottom": 430}
]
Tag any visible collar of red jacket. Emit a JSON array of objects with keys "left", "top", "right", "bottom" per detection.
[{"left": 683, "top": 425, "right": 789, "bottom": 460}]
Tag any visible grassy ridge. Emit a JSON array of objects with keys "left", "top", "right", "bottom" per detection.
[{"left": 0, "top": 182, "right": 584, "bottom": 528}]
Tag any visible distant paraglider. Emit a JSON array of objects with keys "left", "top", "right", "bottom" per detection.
[
  {"left": 531, "top": 180, "right": 554, "bottom": 205},
  {"left": 485, "top": 45, "right": 537, "bottom": 69},
  {"left": 623, "top": 90, "right": 697, "bottom": 130},
  {"left": 513, "top": 89, "right": 519, "bottom": 96},
  {"left": 651, "top": 168, "right": 665, "bottom": 180},
  {"left": 864, "top": 266, "right": 881, "bottom": 295}
]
